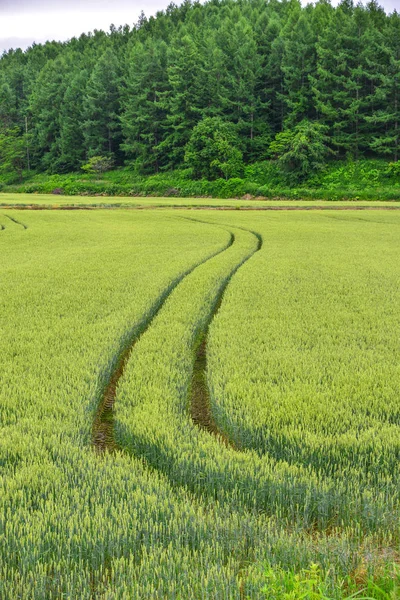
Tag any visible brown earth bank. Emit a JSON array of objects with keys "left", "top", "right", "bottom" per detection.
[{"left": 2, "top": 204, "right": 400, "bottom": 210}]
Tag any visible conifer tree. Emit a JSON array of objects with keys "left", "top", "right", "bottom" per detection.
[
  {"left": 120, "top": 39, "right": 169, "bottom": 172},
  {"left": 83, "top": 49, "right": 122, "bottom": 160},
  {"left": 59, "top": 70, "right": 87, "bottom": 171},
  {"left": 311, "top": 3, "right": 367, "bottom": 158},
  {"left": 280, "top": 11, "right": 316, "bottom": 127},
  {"left": 29, "top": 56, "right": 69, "bottom": 170},
  {"left": 217, "top": 12, "right": 267, "bottom": 160},
  {"left": 366, "top": 11, "right": 400, "bottom": 161},
  {"left": 0, "top": 126, "right": 27, "bottom": 182},
  {"left": 263, "top": 17, "right": 286, "bottom": 134},
  {"left": 0, "top": 0, "right": 397, "bottom": 179},
  {"left": 0, "top": 77, "right": 17, "bottom": 128},
  {"left": 156, "top": 29, "right": 204, "bottom": 168}
]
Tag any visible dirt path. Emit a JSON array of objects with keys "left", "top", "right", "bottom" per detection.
[
  {"left": 2, "top": 204, "right": 400, "bottom": 211},
  {"left": 93, "top": 221, "right": 263, "bottom": 456}
]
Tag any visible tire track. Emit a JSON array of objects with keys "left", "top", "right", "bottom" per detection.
[
  {"left": 188, "top": 222, "right": 262, "bottom": 448},
  {"left": 322, "top": 213, "right": 400, "bottom": 224},
  {"left": 92, "top": 226, "right": 235, "bottom": 453},
  {"left": 90, "top": 219, "right": 256, "bottom": 600},
  {"left": 4, "top": 214, "right": 28, "bottom": 229}
]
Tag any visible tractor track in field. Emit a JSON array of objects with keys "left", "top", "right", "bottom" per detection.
[
  {"left": 93, "top": 218, "right": 262, "bottom": 456},
  {"left": 3, "top": 214, "right": 28, "bottom": 228},
  {"left": 2, "top": 204, "right": 400, "bottom": 211},
  {"left": 188, "top": 221, "right": 262, "bottom": 448},
  {"left": 92, "top": 225, "right": 235, "bottom": 453},
  {"left": 322, "top": 213, "right": 400, "bottom": 224}
]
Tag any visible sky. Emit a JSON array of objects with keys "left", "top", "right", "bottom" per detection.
[
  {"left": 0, "top": 0, "right": 398, "bottom": 54},
  {"left": 0, "top": 0, "right": 170, "bottom": 54}
]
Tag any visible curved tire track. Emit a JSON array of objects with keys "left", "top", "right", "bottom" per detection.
[
  {"left": 4, "top": 214, "right": 28, "bottom": 229},
  {"left": 93, "top": 225, "right": 235, "bottom": 453},
  {"left": 189, "top": 223, "right": 262, "bottom": 448}
]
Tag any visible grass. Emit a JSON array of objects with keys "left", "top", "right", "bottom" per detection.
[
  {"left": 259, "top": 562, "right": 400, "bottom": 599},
  {"left": 1, "top": 158, "right": 399, "bottom": 201},
  {"left": 1, "top": 209, "right": 400, "bottom": 598},
  {"left": 0, "top": 191, "right": 399, "bottom": 208}
]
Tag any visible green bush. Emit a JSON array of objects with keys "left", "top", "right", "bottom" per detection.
[
  {"left": 386, "top": 161, "right": 400, "bottom": 178},
  {"left": 269, "top": 120, "right": 332, "bottom": 184},
  {"left": 81, "top": 155, "right": 114, "bottom": 174},
  {"left": 184, "top": 117, "right": 243, "bottom": 180},
  {"left": 261, "top": 563, "right": 400, "bottom": 600}
]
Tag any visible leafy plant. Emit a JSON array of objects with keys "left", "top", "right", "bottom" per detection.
[
  {"left": 261, "top": 563, "right": 399, "bottom": 600},
  {"left": 184, "top": 117, "right": 243, "bottom": 180},
  {"left": 81, "top": 155, "right": 115, "bottom": 174},
  {"left": 385, "top": 162, "right": 400, "bottom": 178},
  {"left": 269, "top": 120, "right": 333, "bottom": 183},
  {"left": 269, "top": 120, "right": 333, "bottom": 184},
  {"left": 0, "top": 126, "right": 28, "bottom": 183}
]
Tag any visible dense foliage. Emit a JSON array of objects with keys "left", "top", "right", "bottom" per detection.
[
  {"left": 0, "top": 0, "right": 399, "bottom": 184},
  {"left": 1, "top": 158, "right": 399, "bottom": 201}
]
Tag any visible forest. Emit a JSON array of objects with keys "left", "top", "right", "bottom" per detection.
[{"left": 0, "top": 0, "right": 399, "bottom": 191}]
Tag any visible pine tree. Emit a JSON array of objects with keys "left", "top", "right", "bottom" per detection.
[
  {"left": 59, "top": 70, "right": 87, "bottom": 171},
  {"left": 311, "top": 2, "right": 370, "bottom": 158},
  {"left": 366, "top": 11, "right": 400, "bottom": 161},
  {"left": 120, "top": 39, "right": 169, "bottom": 172},
  {"left": 216, "top": 11, "right": 267, "bottom": 160},
  {"left": 263, "top": 17, "right": 286, "bottom": 135},
  {"left": 29, "top": 56, "right": 69, "bottom": 170},
  {"left": 0, "top": 0, "right": 397, "bottom": 177},
  {"left": 195, "top": 29, "right": 225, "bottom": 120},
  {"left": 156, "top": 29, "right": 204, "bottom": 168},
  {"left": 269, "top": 118, "right": 331, "bottom": 183},
  {"left": 0, "top": 126, "right": 27, "bottom": 182},
  {"left": 83, "top": 49, "right": 122, "bottom": 161},
  {"left": 280, "top": 11, "right": 316, "bottom": 127},
  {"left": 0, "top": 76, "right": 17, "bottom": 128}
]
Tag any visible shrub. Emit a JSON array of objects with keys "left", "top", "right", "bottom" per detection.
[
  {"left": 184, "top": 117, "right": 243, "bottom": 180},
  {"left": 269, "top": 120, "right": 332, "bottom": 184},
  {"left": 81, "top": 155, "right": 115, "bottom": 174}
]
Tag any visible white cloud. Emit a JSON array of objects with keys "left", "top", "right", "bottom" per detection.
[
  {"left": 0, "top": 9, "right": 140, "bottom": 46},
  {"left": 0, "top": 2, "right": 172, "bottom": 53}
]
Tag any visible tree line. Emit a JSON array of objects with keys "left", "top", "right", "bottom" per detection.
[{"left": 0, "top": 0, "right": 399, "bottom": 183}]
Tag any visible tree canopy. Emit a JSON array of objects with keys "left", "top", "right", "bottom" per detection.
[{"left": 0, "top": 0, "right": 398, "bottom": 181}]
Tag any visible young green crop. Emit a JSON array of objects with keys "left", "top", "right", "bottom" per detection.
[
  {"left": 1, "top": 209, "right": 399, "bottom": 598},
  {"left": 114, "top": 212, "right": 400, "bottom": 532},
  {"left": 209, "top": 211, "right": 400, "bottom": 482},
  {"left": 1, "top": 191, "right": 399, "bottom": 207}
]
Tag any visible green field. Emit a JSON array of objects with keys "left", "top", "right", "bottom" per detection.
[
  {"left": 1, "top": 209, "right": 400, "bottom": 599},
  {"left": 1, "top": 192, "right": 400, "bottom": 208}
]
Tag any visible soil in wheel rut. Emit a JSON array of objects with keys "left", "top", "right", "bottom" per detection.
[{"left": 190, "top": 228, "right": 262, "bottom": 449}]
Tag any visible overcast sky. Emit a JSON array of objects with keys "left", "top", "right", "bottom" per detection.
[{"left": 0, "top": 0, "right": 398, "bottom": 55}]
